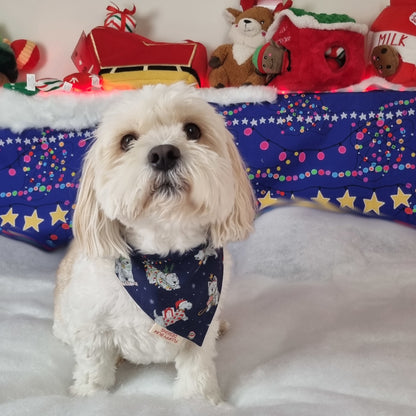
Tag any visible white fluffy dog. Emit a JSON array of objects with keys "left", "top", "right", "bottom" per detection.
[{"left": 53, "top": 83, "right": 256, "bottom": 404}]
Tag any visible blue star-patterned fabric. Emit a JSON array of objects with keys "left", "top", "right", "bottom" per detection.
[
  {"left": 115, "top": 244, "right": 224, "bottom": 347},
  {"left": 214, "top": 90, "right": 416, "bottom": 227},
  {"left": 1, "top": 90, "right": 416, "bottom": 251},
  {"left": 0, "top": 127, "right": 93, "bottom": 250}
]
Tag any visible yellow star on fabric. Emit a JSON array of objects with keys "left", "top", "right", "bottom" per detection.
[
  {"left": 363, "top": 192, "right": 385, "bottom": 215},
  {"left": 0, "top": 207, "right": 19, "bottom": 227},
  {"left": 50, "top": 205, "right": 69, "bottom": 225},
  {"left": 258, "top": 191, "right": 279, "bottom": 209},
  {"left": 23, "top": 209, "right": 44, "bottom": 232},
  {"left": 337, "top": 189, "right": 356, "bottom": 209},
  {"left": 391, "top": 187, "right": 411, "bottom": 210},
  {"left": 311, "top": 190, "right": 331, "bottom": 205}
]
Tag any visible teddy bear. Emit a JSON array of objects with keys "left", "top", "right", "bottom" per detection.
[
  {"left": 252, "top": 39, "right": 291, "bottom": 84},
  {"left": 208, "top": 6, "right": 275, "bottom": 88}
]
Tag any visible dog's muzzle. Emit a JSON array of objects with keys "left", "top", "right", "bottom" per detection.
[{"left": 148, "top": 144, "right": 181, "bottom": 172}]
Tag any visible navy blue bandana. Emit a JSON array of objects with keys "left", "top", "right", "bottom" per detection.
[{"left": 115, "top": 244, "right": 224, "bottom": 346}]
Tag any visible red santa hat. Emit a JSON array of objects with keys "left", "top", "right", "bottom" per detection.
[{"left": 175, "top": 299, "right": 187, "bottom": 309}]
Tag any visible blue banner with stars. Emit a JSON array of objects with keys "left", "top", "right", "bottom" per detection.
[
  {"left": 215, "top": 90, "right": 416, "bottom": 227},
  {"left": 0, "top": 127, "right": 93, "bottom": 250},
  {"left": 1, "top": 90, "right": 416, "bottom": 251}
]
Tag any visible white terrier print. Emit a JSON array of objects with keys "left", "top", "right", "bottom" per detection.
[
  {"left": 144, "top": 261, "right": 180, "bottom": 291},
  {"left": 194, "top": 246, "right": 219, "bottom": 265},
  {"left": 115, "top": 256, "right": 137, "bottom": 286},
  {"left": 153, "top": 299, "right": 193, "bottom": 328}
]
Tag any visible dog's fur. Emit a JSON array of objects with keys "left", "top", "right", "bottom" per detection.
[{"left": 53, "top": 83, "right": 256, "bottom": 403}]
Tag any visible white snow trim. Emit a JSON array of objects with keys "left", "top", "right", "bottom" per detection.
[
  {"left": 0, "top": 86, "right": 278, "bottom": 133},
  {"left": 337, "top": 76, "right": 416, "bottom": 93},
  {"left": 0, "top": 88, "right": 133, "bottom": 133},
  {"left": 198, "top": 85, "right": 277, "bottom": 105},
  {"left": 266, "top": 9, "right": 368, "bottom": 42}
]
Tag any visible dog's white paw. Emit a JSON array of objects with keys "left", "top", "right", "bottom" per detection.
[
  {"left": 70, "top": 370, "right": 115, "bottom": 397},
  {"left": 173, "top": 373, "right": 222, "bottom": 405},
  {"left": 70, "top": 381, "right": 105, "bottom": 397},
  {"left": 70, "top": 359, "right": 117, "bottom": 397}
]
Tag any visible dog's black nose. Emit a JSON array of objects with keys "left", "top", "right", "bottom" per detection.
[{"left": 148, "top": 144, "right": 181, "bottom": 171}]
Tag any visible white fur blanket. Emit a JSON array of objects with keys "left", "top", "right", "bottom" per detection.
[{"left": 1, "top": 206, "right": 416, "bottom": 416}]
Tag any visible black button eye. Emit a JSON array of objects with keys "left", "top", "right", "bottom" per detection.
[
  {"left": 120, "top": 134, "right": 138, "bottom": 151},
  {"left": 184, "top": 123, "right": 201, "bottom": 141}
]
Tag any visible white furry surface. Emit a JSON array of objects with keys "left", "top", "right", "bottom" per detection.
[
  {"left": 1, "top": 206, "right": 416, "bottom": 415},
  {"left": 0, "top": 86, "right": 277, "bottom": 133}
]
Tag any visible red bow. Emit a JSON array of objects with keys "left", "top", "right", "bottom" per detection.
[{"left": 106, "top": 4, "right": 136, "bottom": 17}]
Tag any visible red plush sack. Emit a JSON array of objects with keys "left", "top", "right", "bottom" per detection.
[{"left": 265, "top": 8, "right": 368, "bottom": 92}]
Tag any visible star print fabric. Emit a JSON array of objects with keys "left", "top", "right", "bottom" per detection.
[
  {"left": 0, "top": 127, "right": 92, "bottom": 250},
  {"left": 115, "top": 245, "right": 224, "bottom": 346},
  {"left": 215, "top": 90, "right": 416, "bottom": 226},
  {"left": 1, "top": 90, "right": 416, "bottom": 251}
]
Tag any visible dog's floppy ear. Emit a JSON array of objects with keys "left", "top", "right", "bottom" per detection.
[
  {"left": 72, "top": 144, "right": 128, "bottom": 258},
  {"left": 210, "top": 132, "right": 257, "bottom": 247}
]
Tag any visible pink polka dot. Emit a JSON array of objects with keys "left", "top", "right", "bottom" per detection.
[
  {"left": 376, "top": 119, "right": 384, "bottom": 127},
  {"left": 298, "top": 152, "right": 306, "bottom": 163},
  {"left": 41, "top": 143, "right": 48, "bottom": 150},
  {"left": 279, "top": 151, "right": 287, "bottom": 161},
  {"left": 338, "top": 145, "right": 347, "bottom": 154},
  {"left": 317, "top": 151, "right": 325, "bottom": 161},
  {"left": 356, "top": 132, "right": 364, "bottom": 140},
  {"left": 23, "top": 155, "right": 31, "bottom": 163},
  {"left": 244, "top": 128, "right": 252, "bottom": 136},
  {"left": 260, "top": 141, "right": 269, "bottom": 151},
  {"left": 8, "top": 168, "right": 16, "bottom": 176},
  {"left": 78, "top": 139, "right": 87, "bottom": 148}
]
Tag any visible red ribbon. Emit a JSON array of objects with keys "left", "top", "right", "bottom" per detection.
[{"left": 106, "top": 4, "right": 136, "bottom": 17}]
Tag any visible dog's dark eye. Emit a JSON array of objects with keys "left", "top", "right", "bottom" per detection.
[
  {"left": 120, "top": 134, "right": 138, "bottom": 151},
  {"left": 184, "top": 123, "right": 201, "bottom": 141}
]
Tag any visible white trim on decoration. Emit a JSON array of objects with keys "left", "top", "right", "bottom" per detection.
[
  {"left": 0, "top": 86, "right": 278, "bottom": 133},
  {"left": 266, "top": 9, "right": 369, "bottom": 42}
]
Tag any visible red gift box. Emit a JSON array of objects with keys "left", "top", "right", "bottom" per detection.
[{"left": 104, "top": 4, "right": 137, "bottom": 33}]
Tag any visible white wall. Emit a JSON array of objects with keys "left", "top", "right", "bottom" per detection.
[{"left": 3, "top": 0, "right": 389, "bottom": 80}]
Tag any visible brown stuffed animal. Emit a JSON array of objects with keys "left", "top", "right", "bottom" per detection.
[
  {"left": 252, "top": 39, "right": 291, "bottom": 84},
  {"left": 208, "top": 6, "right": 275, "bottom": 88},
  {"left": 371, "top": 45, "right": 401, "bottom": 78}
]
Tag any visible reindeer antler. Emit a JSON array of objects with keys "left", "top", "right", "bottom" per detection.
[
  {"left": 240, "top": 0, "right": 257, "bottom": 11},
  {"left": 274, "top": 0, "right": 293, "bottom": 13}
]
